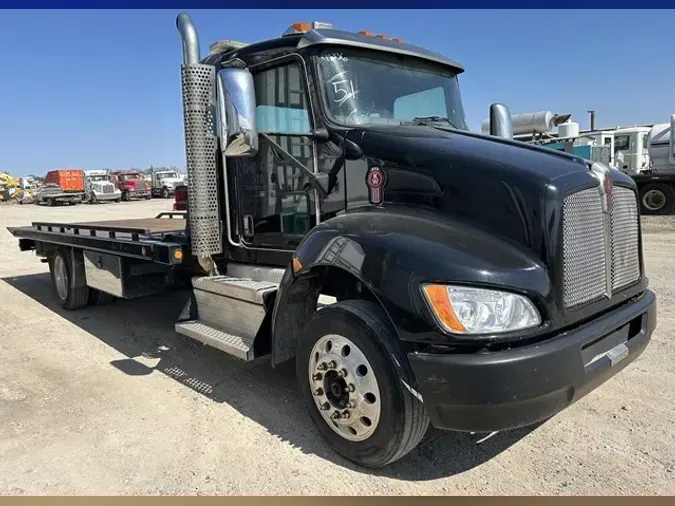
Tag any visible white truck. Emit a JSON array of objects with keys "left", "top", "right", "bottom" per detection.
[
  {"left": 150, "top": 170, "right": 183, "bottom": 198},
  {"left": 84, "top": 170, "right": 122, "bottom": 204}
]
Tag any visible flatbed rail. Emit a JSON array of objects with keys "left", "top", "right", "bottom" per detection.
[{"left": 7, "top": 212, "right": 188, "bottom": 265}]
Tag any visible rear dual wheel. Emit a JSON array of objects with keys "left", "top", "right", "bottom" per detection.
[
  {"left": 49, "top": 249, "right": 89, "bottom": 310},
  {"left": 49, "top": 248, "right": 115, "bottom": 310},
  {"left": 296, "top": 300, "right": 429, "bottom": 468}
]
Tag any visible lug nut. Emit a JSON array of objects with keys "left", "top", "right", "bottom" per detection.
[
  {"left": 314, "top": 388, "right": 324, "bottom": 396},
  {"left": 320, "top": 402, "right": 330, "bottom": 411},
  {"left": 327, "top": 360, "right": 337, "bottom": 370},
  {"left": 341, "top": 368, "right": 348, "bottom": 377},
  {"left": 312, "top": 373, "right": 323, "bottom": 381},
  {"left": 331, "top": 411, "right": 341, "bottom": 420},
  {"left": 341, "top": 410, "right": 351, "bottom": 419},
  {"left": 346, "top": 401, "right": 355, "bottom": 409},
  {"left": 347, "top": 384, "right": 355, "bottom": 392},
  {"left": 317, "top": 362, "right": 327, "bottom": 371}
]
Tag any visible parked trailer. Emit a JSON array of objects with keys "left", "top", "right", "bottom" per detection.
[
  {"left": 35, "top": 169, "right": 86, "bottom": 206},
  {"left": 7, "top": 13, "right": 657, "bottom": 468}
]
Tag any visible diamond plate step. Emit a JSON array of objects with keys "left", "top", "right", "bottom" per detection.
[
  {"left": 192, "top": 275, "right": 278, "bottom": 304},
  {"left": 175, "top": 321, "right": 255, "bottom": 361}
]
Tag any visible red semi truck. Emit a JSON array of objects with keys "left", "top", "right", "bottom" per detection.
[{"left": 109, "top": 170, "right": 152, "bottom": 201}]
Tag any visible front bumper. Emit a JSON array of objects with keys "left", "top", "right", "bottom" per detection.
[
  {"left": 93, "top": 192, "right": 121, "bottom": 201},
  {"left": 408, "top": 289, "right": 656, "bottom": 432},
  {"left": 127, "top": 189, "right": 151, "bottom": 198}
]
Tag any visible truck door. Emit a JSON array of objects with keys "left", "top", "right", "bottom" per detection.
[{"left": 230, "top": 55, "right": 319, "bottom": 250}]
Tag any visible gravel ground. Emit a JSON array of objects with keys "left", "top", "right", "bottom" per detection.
[{"left": 0, "top": 200, "right": 673, "bottom": 495}]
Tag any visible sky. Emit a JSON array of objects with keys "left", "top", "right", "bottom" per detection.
[{"left": 1, "top": 9, "right": 674, "bottom": 177}]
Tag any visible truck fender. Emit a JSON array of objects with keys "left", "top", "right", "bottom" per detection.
[
  {"left": 269, "top": 208, "right": 550, "bottom": 366},
  {"left": 269, "top": 229, "right": 388, "bottom": 367}
]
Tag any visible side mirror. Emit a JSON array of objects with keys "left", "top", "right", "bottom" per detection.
[
  {"left": 216, "top": 68, "right": 258, "bottom": 157},
  {"left": 670, "top": 114, "right": 675, "bottom": 164},
  {"left": 489, "top": 103, "right": 514, "bottom": 140}
]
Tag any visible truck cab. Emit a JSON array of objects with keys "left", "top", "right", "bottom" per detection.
[
  {"left": 151, "top": 169, "right": 183, "bottom": 198},
  {"left": 169, "top": 15, "right": 655, "bottom": 466},
  {"left": 613, "top": 126, "right": 652, "bottom": 173},
  {"left": 84, "top": 170, "right": 122, "bottom": 204},
  {"left": 109, "top": 170, "right": 151, "bottom": 201}
]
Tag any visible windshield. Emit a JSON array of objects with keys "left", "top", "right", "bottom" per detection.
[
  {"left": 158, "top": 172, "right": 178, "bottom": 180},
  {"left": 119, "top": 174, "right": 140, "bottom": 181},
  {"left": 88, "top": 175, "right": 108, "bottom": 182},
  {"left": 314, "top": 47, "right": 468, "bottom": 130}
]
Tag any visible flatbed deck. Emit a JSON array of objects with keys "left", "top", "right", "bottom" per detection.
[
  {"left": 69, "top": 217, "right": 186, "bottom": 235},
  {"left": 7, "top": 211, "right": 188, "bottom": 265}
]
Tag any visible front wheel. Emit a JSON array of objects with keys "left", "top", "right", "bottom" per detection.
[
  {"left": 161, "top": 187, "right": 169, "bottom": 199},
  {"left": 296, "top": 299, "right": 429, "bottom": 468},
  {"left": 639, "top": 183, "right": 675, "bottom": 215}
]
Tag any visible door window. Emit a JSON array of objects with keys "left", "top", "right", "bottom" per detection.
[{"left": 233, "top": 59, "right": 315, "bottom": 249}]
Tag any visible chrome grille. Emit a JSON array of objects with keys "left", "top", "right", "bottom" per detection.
[
  {"left": 562, "top": 183, "right": 640, "bottom": 308},
  {"left": 562, "top": 188, "right": 608, "bottom": 307},
  {"left": 102, "top": 185, "right": 114, "bottom": 194},
  {"left": 610, "top": 187, "right": 640, "bottom": 291}
]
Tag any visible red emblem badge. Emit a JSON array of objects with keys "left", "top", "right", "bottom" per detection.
[{"left": 366, "top": 166, "right": 385, "bottom": 205}]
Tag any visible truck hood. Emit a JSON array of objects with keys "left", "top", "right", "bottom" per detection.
[{"left": 342, "top": 125, "right": 623, "bottom": 258}]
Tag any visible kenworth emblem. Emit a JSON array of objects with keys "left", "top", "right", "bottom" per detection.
[
  {"left": 590, "top": 162, "right": 614, "bottom": 299},
  {"left": 366, "top": 166, "right": 386, "bottom": 205},
  {"left": 591, "top": 162, "right": 614, "bottom": 214}
]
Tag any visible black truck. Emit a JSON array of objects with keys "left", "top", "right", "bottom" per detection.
[{"left": 8, "top": 13, "right": 657, "bottom": 468}]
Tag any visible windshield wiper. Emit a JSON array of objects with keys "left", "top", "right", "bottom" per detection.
[{"left": 405, "top": 116, "right": 458, "bottom": 129}]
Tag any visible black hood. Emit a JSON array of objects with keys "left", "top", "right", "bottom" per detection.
[{"left": 341, "top": 124, "right": 622, "bottom": 260}]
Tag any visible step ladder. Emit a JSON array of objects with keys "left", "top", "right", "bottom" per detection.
[
  {"left": 175, "top": 266, "right": 336, "bottom": 361},
  {"left": 175, "top": 276, "right": 277, "bottom": 361}
]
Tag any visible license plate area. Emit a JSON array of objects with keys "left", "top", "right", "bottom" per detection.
[{"left": 581, "top": 313, "right": 643, "bottom": 368}]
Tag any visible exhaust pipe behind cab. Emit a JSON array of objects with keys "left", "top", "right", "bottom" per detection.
[
  {"left": 176, "top": 12, "right": 222, "bottom": 271},
  {"left": 176, "top": 12, "right": 201, "bottom": 66},
  {"left": 489, "top": 103, "right": 514, "bottom": 140}
]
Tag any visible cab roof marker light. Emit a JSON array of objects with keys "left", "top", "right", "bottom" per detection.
[
  {"left": 209, "top": 39, "right": 248, "bottom": 55},
  {"left": 357, "top": 30, "right": 403, "bottom": 43},
  {"left": 282, "top": 22, "right": 311, "bottom": 37},
  {"left": 311, "top": 21, "right": 333, "bottom": 30}
]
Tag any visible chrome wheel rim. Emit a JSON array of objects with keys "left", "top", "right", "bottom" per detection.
[
  {"left": 53, "top": 255, "right": 68, "bottom": 301},
  {"left": 308, "top": 334, "right": 382, "bottom": 442},
  {"left": 643, "top": 189, "right": 665, "bottom": 211}
]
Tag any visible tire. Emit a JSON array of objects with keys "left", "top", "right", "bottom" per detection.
[
  {"left": 88, "top": 288, "right": 116, "bottom": 306},
  {"left": 639, "top": 183, "right": 675, "bottom": 215},
  {"left": 48, "top": 248, "right": 89, "bottom": 310},
  {"left": 122, "top": 190, "right": 129, "bottom": 202},
  {"left": 89, "top": 194, "right": 97, "bottom": 204},
  {"left": 161, "top": 187, "right": 169, "bottom": 199},
  {"left": 296, "top": 299, "right": 429, "bottom": 468},
  {"left": 47, "top": 198, "right": 55, "bottom": 207}
]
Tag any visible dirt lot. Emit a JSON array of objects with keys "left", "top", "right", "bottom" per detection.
[{"left": 0, "top": 200, "right": 673, "bottom": 495}]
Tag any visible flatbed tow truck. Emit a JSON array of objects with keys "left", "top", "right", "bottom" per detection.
[{"left": 8, "top": 13, "right": 657, "bottom": 468}]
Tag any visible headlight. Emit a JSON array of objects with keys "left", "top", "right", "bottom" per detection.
[{"left": 421, "top": 284, "right": 541, "bottom": 335}]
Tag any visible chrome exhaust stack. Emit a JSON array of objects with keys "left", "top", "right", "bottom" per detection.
[
  {"left": 489, "top": 103, "right": 514, "bottom": 140},
  {"left": 176, "top": 12, "right": 222, "bottom": 273}
]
